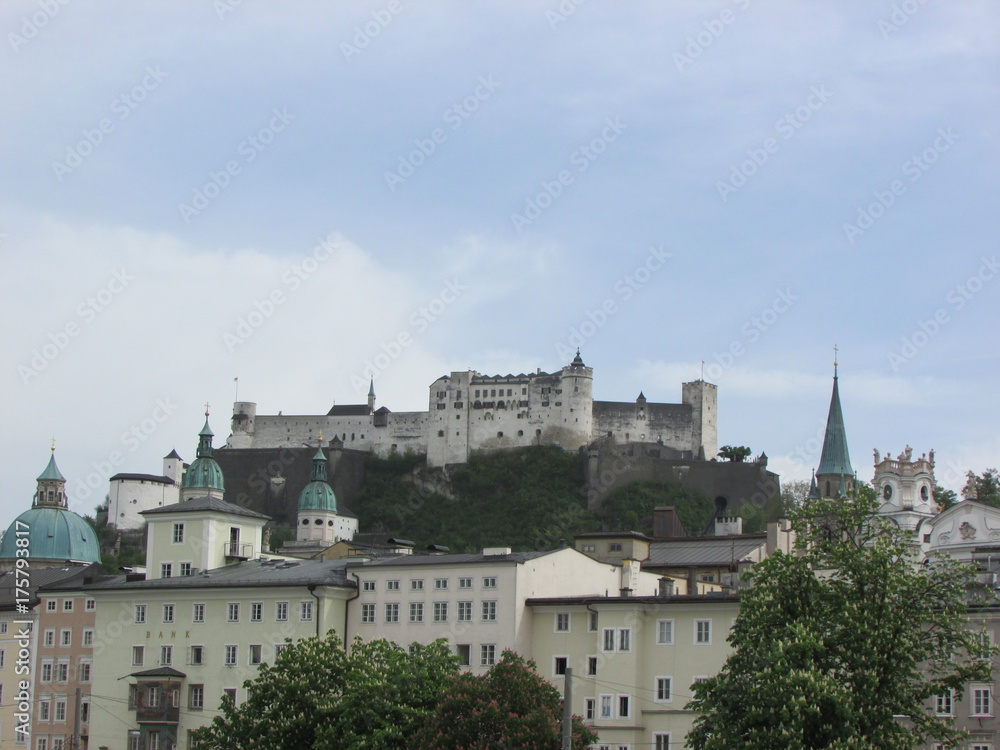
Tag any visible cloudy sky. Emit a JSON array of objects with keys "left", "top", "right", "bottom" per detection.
[{"left": 1, "top": 1, "right": 997, "bottom": 532}]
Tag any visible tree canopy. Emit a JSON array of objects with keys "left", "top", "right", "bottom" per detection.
[
  {"left": 718, "top": 445, "right": 753, "bottom": 462},
  {"left": 687, "top": 486, "right": 994, "bottom": 750},
  {"left": 191, "top": 633, "right": 459, "bottom": 750},
  {"left": 412, "top": 650, "right": 598, "bottom": 749},
  {"left": 963, "top": 468, "right": 1000, "bottom": 507}
]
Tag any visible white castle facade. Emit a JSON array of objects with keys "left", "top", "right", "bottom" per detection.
[{"left": 226, "top": 354, "right": 718, "bottom": 466}]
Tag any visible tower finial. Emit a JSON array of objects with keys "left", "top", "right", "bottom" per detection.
[
  {"left": 204, "top": 401, "right": 211, "bottom": 417},
  {"left": 51, "top": 436, "right": 56, "bottom": 453},
  {"left": 833, "top": 344, "right": 838, "bottom": 377}
]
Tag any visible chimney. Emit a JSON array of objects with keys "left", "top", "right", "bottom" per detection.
[
  {"left": 687, "top": 566, "right": 698, "bottom": 595},
  {"left": 714, "top": 516, "right": 743, "bottom": 536},
  {"left": 658, "top": 577, "right": 674, "bottom": 596},
  {"left": 652, "top": 506, "right": 687, "bottom": 539},
  {"left": 619, "top": 559, "right": 639, "bottom": 597}
]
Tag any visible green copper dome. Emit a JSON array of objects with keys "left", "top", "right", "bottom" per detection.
[
  {"left": 182, "top": 416, "right": 225, "bottom": 492},
  {"left": 0, "top": 508, "right": 101, "bottom": 563},
  {"left": 298, "top": 446, "right": 337, "bottom": 512}
]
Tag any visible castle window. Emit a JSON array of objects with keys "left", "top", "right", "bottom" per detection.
[
  {"left": 437, "top": 403, "right": 445, "bottom": 410},
  {"left": 497, "top": 432, "right": 503, "bottom": 438},
  {"left": 518, "top": 430, "right": 523, "bottom": 437},
  {"left": 454, "top": 402, "right": 463, "bottom": 408},
  {"left": 491, "top": 389, "right": 496, "bottom": 397},
  {"left": 314, "top": 519, "right": 322, "bottom": 525},
  {"left": 535, "top": 429, "right": 541, "bottom": 436},
  {"left": 438, "top": 430, "right": 444, "bottom": 437},
  {"left": 301, "top": 519, "right": 309, "bottom": 525},
  {"left": 475, "top": 390, "right": 480, "bottom": 397},
  {"left": 328, "top": 520, "right": 334, "bottom": 526}
]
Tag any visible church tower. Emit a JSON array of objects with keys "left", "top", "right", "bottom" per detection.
[
  {"left": 813, "top": 358, "right": 855, "bottom": 499},
  {"left": 283, "top": 438, "right": 357, "bottom": 557},
  {"left": 873, "top": 446, "right": 937, "bottom": 532},
  {"left": 181, "top": 410, "right": 226, "bottom": 501}
]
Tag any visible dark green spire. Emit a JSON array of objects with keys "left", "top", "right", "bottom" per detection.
[
  {"left": 196, "top": 416, "right": 214, "bottom": 459},
  {"left": 816, "top": 365, "right": 853, "bottom": 479}
]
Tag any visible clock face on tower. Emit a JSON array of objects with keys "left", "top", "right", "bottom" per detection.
[{"left": 883, "top": 484, "right": 893, "bottom": 501}]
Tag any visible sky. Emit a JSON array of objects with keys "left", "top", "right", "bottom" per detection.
[{"left": 1, "top": 0, "right": 998, "bottom": 533}]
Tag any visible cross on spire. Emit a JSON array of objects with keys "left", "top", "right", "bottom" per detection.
[
  {"left": 50, "top": 436, "right": 56, "bottom": 452},
  {"left": 204, "top": 402, "right": 211, "bottom": 416}
]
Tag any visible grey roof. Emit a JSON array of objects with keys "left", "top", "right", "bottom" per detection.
[
  {"left": 131, "top": 666, "right": 187, "bottom": 679},
  {"left": 109, "top": 473, "right": 175, "bottom": 484},
  {"left": 645, "top": 535, "right": 767, "bottom": 567},
  {"left": 83, "top": 558, "right": 354, "bottom": 591},
  {"left": 326, "top": 404, "right": 372, "bottom": 416},
  {"left": 0, "top": 564, "right": 103, "bottom": 609},
  {"left": 140, "top": 495, "right": 270, "bottom": 520},
  {"left": 362, "top": 550, "right": 555, "bottom": 568}
]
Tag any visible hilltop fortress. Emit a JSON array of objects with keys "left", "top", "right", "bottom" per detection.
[{"left": 227, "top": 353, "right": 718, "bottom": 467}]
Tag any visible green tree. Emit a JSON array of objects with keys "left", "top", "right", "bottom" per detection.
[
  {"left": 687, "top": 486, "right": 994, "bottom": 750},
  {"left": 412, "top": 650, "right": 598, "bottom": 749},
  {"left": 192, "top": 633, "right": 459, "bottom": 750},
  {"left": 601, "top": 480, "right": 714, "bottom": 536},
  {"left": 718, "top": 445, "right": 753, "bottom": 462},
  {"left": 932, "top": 482, "right": 958, "bottom": 511},
  {"left": 963, "top": 468, "right": 1000, "bottom": 507}
]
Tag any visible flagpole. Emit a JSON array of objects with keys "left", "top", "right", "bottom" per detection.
[{"left": 234, "top": 376, "right": 239, "bottom": 403}]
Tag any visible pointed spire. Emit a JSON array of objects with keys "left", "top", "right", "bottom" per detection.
[
  {"left": 816, "top": 363, "right": 853, "bottom": 479},
  {"left": 311, "top": 438, "right": 329, "bottom": 484},
  {"left": 571, "top": 348, "right": 585, "bottom": 367},
  {"left": 197, "top": 405, "right": 215, "bottom": 459},
  {"left": 808, "top": 470, "right": 820, "bottom": 500},
  {"left": 368, "top": 379, "right": 375, "bottom": 397}
]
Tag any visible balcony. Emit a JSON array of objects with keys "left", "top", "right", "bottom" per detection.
[{"left": 224, "top": 542, "right": 254, "bottom": 560}]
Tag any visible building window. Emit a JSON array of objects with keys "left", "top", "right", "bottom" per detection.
[
  {"left": 163, "top": 604, "right": 174, "bottom": 624},
  {"left": 362, "top": 580, "right": 376, "bottom": 592},
  {"left": 225, "top": 645, "right": 238, "bottom": 667},
  {"left": 935, "top": 690, "right": 953, "bottom": 716},
  {"left": 654, "top": 734, "right": 671, "bottom": 750},
  {"left": 410, "top": 579, "right": 425, "bottom": 591},
  {"left": 54, "top": 699, "right": 67, "bottom": 722},
  {"left": 228, "top": 603, "right": 240, "bottom": 622},
  {"left": 132, "top": 646, "right": 144, "bottom": 666},
  {"left": 433, "top": 602, "right": 448, "bottom": 622},
  {"left": 85, "top": 598, "right": 95, "bottom": 611},
  {"left": 63, "top": 599, "right": 73, "bottom": 612},
  {"left": 387, "top": 580, "right": 400, "bottom": 591},
  {"left": 456, "top": 644, "right": 471, "bottom": 666},
  {"left": 480, "top": 644, "right": 496, "bottom": 667},
  {"left": 554, "top": 656, "right": 568, "bottom": 676},
  {"left": 361, "top": 603, "right": 376, "bottom": 623},
  {"left": 249, "top": 644, "right": 262, "bottom": 666},
  {"left": 587, "top": 656, "right": 598, "bottom": 676},
  {"left": 189, "top": 684, "right": 204, "bottom": 709},
  {"left": 57, "top": 661, "right": 69, "bottom": 682},
  {"left": 41, "top": 661, "right": 53, "bottom": 682},
  {"left": 589, "top": 611, "right": 599, "bottom": 632},
  {"left": 555, "top": 613, "right": 570, "bottom": 632},
  {"left": 193, "top": 603, "right": 205, "bottom": 623},
  {"left": 161, "top": 645, "right": 173, "bottom": 666},
  {"left": 409, "top": 602, "right": 424, "bottom": 623},
  {"left": 483, "top": 576, "right": 497, "bottom": 589},
  {"left": 275, "top": 643, "right": 287, "bottom": 660},
  {"left": 609, "top": 543, "right": 623, "bottom": 552},
  {"left": 180, "top": 562, "right": 193, "bottom": 576},
  {"left": 60, "top": 629, "right": 72, "bottom": 646},
  {"left": 655, "top": 677, "right": 672, "bottom": 702},
  {"left": 385, "top": 603, "right": 400, "bottom": 623},
  {"left": 600, "top": 694, "right": 613, "bottom": 718},
  {"left": 39, "top": 700, "right": 51, "bottom": 721},
  {"left": 276, "top": 601, "right": 288, "bottom": 621},
  {"left": 251, "top": 602, "right": 263, "bottom": 622},
  {"left": 657, "top": 619, "right": 674, "bottom": 645},
  {"left": 585, "top": 698, "right": 596, "bottom": 720},
  {"left": 973, "top": 686, "right": 992, "bottom": 716},
  {"left": 695, "top": 619, "right": 712, "bottom": 645},
  {"left": 458, "top": 577, "right": 472, "bottom": 589},
  {"left": 190, "top": 645, "right": 204, "bottom": 665},
  {"left": 458, "top": 601, "right": 472, "bottom": 621},
  {"left": 223, "top": 688, "right": 237, "bottom": 705},
  {"left": 434, "top": 578, "right": 449, "bottom": 590},
  {"left": 47, "top": 599, "right": 57, "bottom": 612},
  {"left": 79, "top": 661, "right": 92, "bottom": 682},
  {"left": 173, "top": 523, "right": 185, "bottom": 543},
  {"left": 617, "top": 695, "right": 631, "bottom": 719},
  {"left": 134, "top": 604, "right": 146, "bottom": 624},
  {"left": 161, "top": 563, "right": 172, "bottom": 578},
  {"left": 482, "top": 601, "right": 497, "bottom": 621},
  {"left": 300, "top": 601, "right": 313, "bottom": 621}
]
